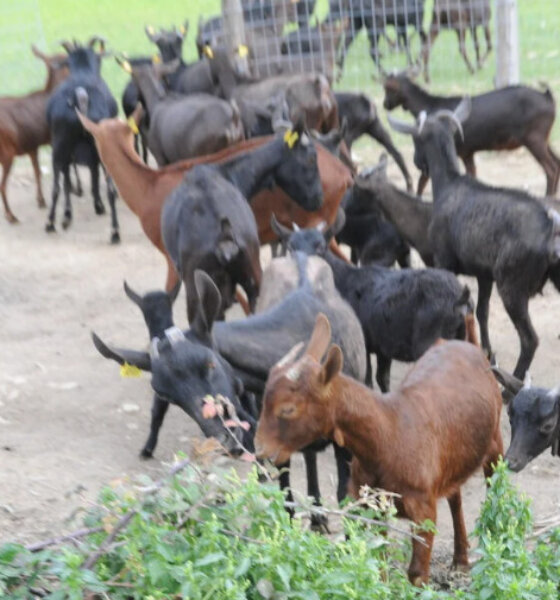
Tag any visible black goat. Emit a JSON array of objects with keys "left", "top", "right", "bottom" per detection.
[
  {"left": 354, "top": 154, "right": 433, "bottom": 266},
  {"left": 117, "top": 58, "right": 244, "bottom": 165},
  {"left": 162, "top": 119, "right": 323, "bottom": 321},
  {"left": 383, "top": 71, "right": 560, "bottom": 196},
  {"left": 92, "top": 274, "right": 255, "bottom": 458},
  {"left": 46, "top": 38, "right": 119, "bottom": 243},
  {"left": 493, "top": 368, "right": 560, "bottom": 473},
  {"left": 389, "top": 100, "right": 560, "bottom": 379},
  {"left": 335, "top": 91, "right": 412, "bottom": 191},
  {"left": 282, "top": 219, "right": 475, "bottom": 390},
  {"left": 121, "top": 56, "right": 152, "bottom": 163}
]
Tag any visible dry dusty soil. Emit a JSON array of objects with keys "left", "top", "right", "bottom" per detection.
[{"left": 1, "top": 143, "right": 559, "bottom": 585}]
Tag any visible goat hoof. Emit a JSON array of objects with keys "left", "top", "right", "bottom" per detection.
[
  {"left": 95, "top": 203, "right": 106, "bottom": 215},
  {"left": 309, "top": 514, "right": 330, "bottom": 534},
  {"left": 37, "top": 198, "right": 47, "bottom": 209},
  {"left": 110, "top": 231, "right": 120, "bottom": 245},
  {"left": 45, "top": 222, "right": 56, "bottom": 233},
  {"left": 139, "top": 448, "right": 153, "bottom": 460},
  {"left": 6, "top": 213, "right": 19, "bottom": 224},
  {"left": 72, "top": 187, "right": 83, "bottom": 198},
  {"left": 450, "top": 561, "right": 470, "bottom": 574},
  {"left": 62, "top": 218, "right": 72, "bottom": 230}
]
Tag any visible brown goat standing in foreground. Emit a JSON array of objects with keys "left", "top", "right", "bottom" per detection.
[
  {"left": 0, "top": 46, "right": 70, "bottom": 223},
  {"left": 255, "top": 314, "right": 503, "bottom": 586}
]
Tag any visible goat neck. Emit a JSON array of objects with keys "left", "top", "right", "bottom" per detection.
[
  {"left": 327, "top": 376, "right": 393, "bottom": 467},
  {"left": 218, "top": 137, "right": 286, "bottom": 200},
  {"left": 420, "top": 128, "right": 462, "bottom": 197},
  {"left": 322, "top": 250, "right": 357, "bottom": 291},
  {"left": 131, "top": 70, "right": 166, "bottom": 117},
  {"left": 398, "top": 78, "right": 436, "bottom": 116}
]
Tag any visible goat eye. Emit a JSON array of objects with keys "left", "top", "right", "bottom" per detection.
[{"left": 540, "top": 421, "right": 556, "bottom": 435}]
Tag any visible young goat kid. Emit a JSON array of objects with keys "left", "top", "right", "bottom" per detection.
[{"left": 256, "top": 313, "right": 503, "bottom": 586}]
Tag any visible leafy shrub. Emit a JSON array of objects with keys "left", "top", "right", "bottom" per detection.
[{"left": 0, "top": 457, "right": 558, "bottom": 599}]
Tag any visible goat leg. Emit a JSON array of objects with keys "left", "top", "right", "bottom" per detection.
[
  {"left": 90, "top": 162, "right": 105, "bottom": 216},
  {"left": 71, "top": 163, "right": 83, "bottom": 197},
  {"left": 140, "top": 395, "right": 170, "bottom": 459},
  {"left": 29, "top": 150, "right": 46, "bottom": 208},
  {"left": 333, "top": 444, "right": 351, "bottom": 504},
  {"left": 1, "top": 158, "right": 18, "bottom": 223},
  {"left": 46, "top": 164, "right": 61, "bottom": 232},
  {"left": 375, "top": 353, "right": 392, "bottom": 393},
  {"left": 278, "top": 460, "right": 295, "bottom": 518},
  {"left": 106, "top": 174, "right": 120, "bottom": 244},
  {"left": 499, "top": 286, "right": 539, "bottom": 379},
  {"left": 303, "top": 450, "right": 329, "bottom": 533},
  {"left": 475, "top": 276, "right": 493, "bottom": 360},
  {"left": 61, "top": 166, "right": 72, "bottom": 230},
  {"left": 402, "top": 495, "right": 437, "bottom": 586},
  {"left": 368, "top": 119, "right": 413, "bottom": 192},
  {"left": 456, "top": 28, "right": 476, "bottom": 74},
  {"left": 447, "top": 491, "right": 469, "bottom": 571}
]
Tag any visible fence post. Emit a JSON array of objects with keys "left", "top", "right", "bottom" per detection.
[
  {"left": 222, "top": 0, "right": 250, "bottom": 75},
  {"left": 495, "top": 0, "right": 519, "bottom": 88}
]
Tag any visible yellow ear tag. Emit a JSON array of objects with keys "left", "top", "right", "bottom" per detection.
[
  {"left": 120, "top": 362, "right": 142, "bottom": 378},
  {"left": 127, "top": 116, "right": 139, "bottom": 135},
  {"left": 283, "top": 129, "right": 299, "bottom": 149},
  {"left": 121, "top": 59, "right": 132, "bottom": 74},
  {"left": 152, "top": 54, "right": 161, "bottom": 64},
  {"left": 238, "top": 44, "right": 249, "bottom": 58},
  {"left": 203, "top": 45, "right": 214, "bottom": 59},
  {"left": 147, "top": 25, "right": 155, "bottom": 35},
  {"left": 180, "top": 25, "right": 186, "bottom": 35}
]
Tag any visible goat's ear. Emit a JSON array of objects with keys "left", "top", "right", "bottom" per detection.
[
  {"left": 270, "top": 214, "right": 292, "bottom": 241},
  {"left": 319, "top": 344, "right": 343, "bottom": 386},
  {"left": 123, "top": 280, "right": 142, "bottom": 307},
  {"left": 454, "top": 97, "right": 471, "bottom": 124},
  {"left": 306, "top": 313, "right": 332, "bottom": 361},
  {"left": 91, "top": 332, "right": 152, "bottom": 371},
  {"left": 491, "top": 366, "right": 523, "bottom": 396},
  {"left": 191, "top": 270, "right": 221, "bottom": 342},
  {"left": 145, "top": 25, "right": 159, "bottom": 42},
  {"left": 115, "top": 55, "right": 132, "bottom": 74},
  {"left": 179, "top": 20, "right": 189, "bottom": 38},
  {"left": 168, "top": 280, "right": 181, "bottom": 304},
  {"left": 31, "top": 45, "right": 47, "bottom": 62}
]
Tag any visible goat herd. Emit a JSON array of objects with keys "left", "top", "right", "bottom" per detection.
[{"left": 2, "top": 14, "right": 560, "bottom": 588}]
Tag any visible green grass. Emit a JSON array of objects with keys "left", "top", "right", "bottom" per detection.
[{"left": 1, "top": 0, "right": 559, "bottom": 141}]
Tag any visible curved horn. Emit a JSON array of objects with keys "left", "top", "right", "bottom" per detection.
[
  {"left": 88, "top": 36, "right": 106, "bottom": 52},
  {"left": 59, "top": 40, "right": 75, "bottom": 54},
  {"left": 491, "top": 366, "right": 523, "bottom": 396},
  {"left": 270, "top": 214, "right": 293, "bottom": 240},
  {"left": 387, "top": 114, "right": 418, "bottom": 136},
  {"left": 433, "top": 109, "right": 464, "bottom": 141},
  {"left": 275, "top": 342, "right": 305, "bottom": 369},
  {"left": 523, "top": 371, "right": 532, "bottom": 390},
  {"left": 123, "top": 280, "right": 143, "bottom": 307},
  {"left": 306, "top": 313, "right": 332, "bottom": 362},
  {"left": 31, "top": 45, "right": 48, "bottom": 62},
  {"left": 453, "top": 96, "right": 472, "bottom": 124},
  {"left": 417, "top": 111, "right": 427, "bottom": 135}
]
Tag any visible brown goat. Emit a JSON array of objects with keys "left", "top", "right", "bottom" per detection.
[
  {"left": 255, "top": 314, "right": 503, "bottom": 586},
  {"left": 76, "top": 110, "right": 353, "bottom": 291},
  {"left": 0, "top": 46, "right": 69, "bottom": 223}
]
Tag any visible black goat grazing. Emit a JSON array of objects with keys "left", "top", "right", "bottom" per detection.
[
  {"left": 383, "top": 71, "right": 560, "bottom": 196},
  {"left": 335, "top": 91, "right": 412, "bottom": 191},
  {"left": 117, "top": 58, "right": 244, "bottom": 165},
  {"left": 492, "top": 368, "right": 560, "bottom": 473},
  {"left": 389, "top": 99, "right": 560, "bottom": 379},
  {"left": 354, "top": 154, "right": 433, "bottom": 266},
  {"left": 281, "top": 218, "right": 475, "bottom": 390},
  {"left": 162, "top": 119, "right": 323, "bottom": 321},
  {"left": 92, "top": 274, "right": 256, "bottom": 459},
  {"left": 46, "top": 38, "right": 119, "bottom": 243}
]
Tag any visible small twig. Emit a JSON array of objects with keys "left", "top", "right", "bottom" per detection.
[
  {"left": 82, "top": 511, "right": 136, "bottom": 570},
  {"left": 189, "top": 516, "right": 266, "bottom": 546},
  {"left": 284, "top": 501, "right": 427, "bottom": 545},
  {"left": 25, "top": 527, "right": 104, "bottom": 553}
]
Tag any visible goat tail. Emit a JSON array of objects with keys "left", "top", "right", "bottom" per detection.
[{"left": 74, "top": 87, "right": 89, "bottom": 116}]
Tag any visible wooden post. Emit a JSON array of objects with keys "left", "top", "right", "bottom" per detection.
[
  {"left": 495, "top": 0, "right": 519, "bottom": 88},
  {"left": 222, "top": 0, "right": 249, "bottom": 75}
]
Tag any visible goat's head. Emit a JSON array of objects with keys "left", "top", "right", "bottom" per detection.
[
  {"left": 255, "top": 313, "right": 343, "bottom": 465},
  {"left": 123, "top": 280, "right": 180, "bottom": 341},
  {"left": 492, "top": 367, "right": 560, "bottom": 472},
  {"left": 91, "top": 271, "right": 251, "bottom": 456},
  {"left": 272, "top": 116, "right": 323, "bottom": 211},
  {"left": 270, "top": 209, "right": 345, "bottom": 258},
  {"left": 145, "top": 21, "right": 188, "bottom": 63},
  {"left": 387, "top": 97, "right": 471, "bottom": 177},
  {"left": 61, "top": 37, "right": 108, "bottom": 75},
  {"left": 31, "top": 45, "right": 69, "bottom": 84}
]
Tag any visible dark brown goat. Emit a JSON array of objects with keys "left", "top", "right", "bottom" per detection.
[
  {"left": 256, "top": 314, "right": 503, "bottom": 586},
  {"left": 422, "top": 0, "right": 491, "bottom": 82},
  {"left": 383, "top": 72, "right": 560, "bottom": 196},
  {"left": 0, "top": 46, "right": 69, "bottom": 223},
  {"left": 77, "top": 111, "right": 352, "bottom": 291}
]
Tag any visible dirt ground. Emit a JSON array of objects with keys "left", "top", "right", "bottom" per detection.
[{"left": 1, "top": 143, "right": 559, "bottom": 583}]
